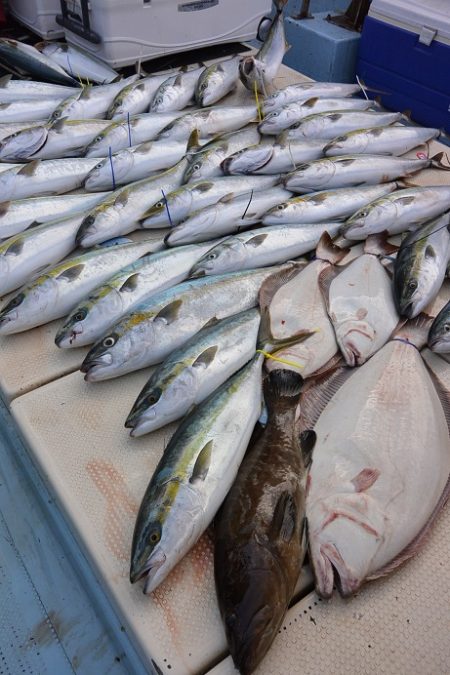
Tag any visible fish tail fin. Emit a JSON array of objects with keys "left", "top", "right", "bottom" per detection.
[
  {"left": 258, "top": 261, "right": 306, "bottom": 347},
  {"left": 264, "top": 369, "right": 304, "bottom": 408},
  {"left": 393, "top": 313, "right": 434, "bottom": 349},
  {"left": 430, "top": 151, "right": 450, "bottom": 171},
  {"left": 316, "top": 231, "right": 350, "bottom": 264},
  {"left": 364, "top": 231, "right": 399, "bottom": 257},
  {"left": 274, "top": 0, "right": 289, "bottom": 12}
]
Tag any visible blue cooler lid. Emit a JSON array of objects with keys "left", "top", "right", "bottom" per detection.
[{"left": 369, "top": 0, "right": 450, "bottom": 45}]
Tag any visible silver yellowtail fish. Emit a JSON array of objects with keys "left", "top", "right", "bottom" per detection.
[
  {"left": 84, "top": 139, "right": 187, "bottom": 191},
  {"left": 0, "top": 74, "right": 77, "bottom": 102},
  {"left": 0, "top": 157, "right": 99, "bottom": 201},
  {"left": 78, "top": 133, "right": 199, "bottom": 246},
  {"left": 51, "top": 75, "right": 139, "bottom": 120},
  {"left": 55, "top": 240, "right": 219, "bottom": 348},
  {"left": 125, "top": 309, "right": 260, "bottom": 436},
  {"left": 306, "top": 316, "right": 450, "bottom": 598},
  {"left": 324, "top": 125, "right": 440, "bottom": 157},
  {"left": 263, "top": 82, "right": 362, "bottom": 113},
  {"left": 284, "top": 154, "right": 435, "bottom": 192},
  {"left": 393, "top": 212, "right": 450, "bottom": 319},
  {"left": 342, "top": 185, "right": 450, "bottom": 240},
  {"left": 239, "top": 0, "right": 289, "bottom": 95},
  {"left": 319, "top": 234, "right": 399, "bottom": 366},
  {"left": 130, "top": 354, "right": 264, "bottom": 593},
  {"left": 0, "top": 118, "right": 112, "bottom": 161},
  {"left": 284, "top": 110, "right": 402, "bottom": 140},
  {"left": 0, "top": 238, "right": 163, "bottom": 334},
  {"left": 195, "top": 56, "right": 241, "bottom": 106},
  {"left": 108, "top": 72, "right": 174, "bottom": 120},
  {"left": 215, "top": 369, "right": 312, "bottom": 675},
  {"left": 84, "top": 111, "right": 181, "bottom": 158},
  {"left": 189, "top": 222, "right": 340, "bottom": 276},
  {"left": 0, "top": 121, "right": 43, "bottom": 143},
  {"left": 221, "top": 137, "right": 325, "bottom": 175},
  {"left": 183, "top": 125, "right": 261, "bottom": 183},
  {"left": 259, "top": 97, "right": 372, "bottom": 135},
  {"left": 428, "top": 300, "right": 450, "bottom": 353},
  {"left": 0, "top": 191, "right": 110, "bottom": 240},
  {"left": 150, "top": 64, "right": 205, "bottom": 112},
  {"left": 157, "top": 105, "right": 257, "bottom": 142},
  {"left": 0, "top": 38, "right": 78, "bottom": 86},
  {"left": 141, "top": 175, "right": 280, "bottom": 228},
  {"left": 263, "top": 183, "right": 397, "bottom": 224},
  {"left": 165, "top": 187, "right": 293, "bottom": 246},
  {"left": 0, "top": 98, "right": 66, "bottom": 124},
  {"left": 36, "top": 41, "right": 119, "bottom": 84},
  {"left": 0, "top": 211, "right": 94, "bottom": 295},
  {"left": 80, "top": 264, "right": 293, "bottom": 381}
]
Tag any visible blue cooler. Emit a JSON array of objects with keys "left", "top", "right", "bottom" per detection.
[{"left": 357, "top": 0, "right": 450, "bottom": 132}]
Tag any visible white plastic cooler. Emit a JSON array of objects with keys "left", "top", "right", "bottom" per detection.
[
  {"left": 8, "top": 0, "right": 64, "bottom": 39},
  {"left": 56, "top": 0, "right": 272, "bottom": 68}
]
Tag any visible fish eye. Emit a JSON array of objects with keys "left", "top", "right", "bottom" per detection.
[
  {"left": 270, "top": 112, "right": 279, "bottom": 118},
  {"left": 192, "top": 163, "right": 201, "bottom": 171},
  {"left": 4, "top": 292, "right": 24, "bottom": 310},
  {"left": 102, "top": 335, "right": 116, "bottom": 348},
  {"left": 155, "top": 97, "right": 163, "bottom": 105},
  {"left": 95, "top": 162, "right": 103, "bottom": 169},
  {"left": 94, "top": 135, "right": 103, "bottom": 143},
  {"left": 145, "top": 389, "right": 161, "bottom": 406},
  {"left": 359, "top": 210, "right": 368, "bottom": 218},
  {"left": 408, "top": 279, "right": 418, "bottom": 291},
  {"left": 154, "top": 201, "right": 164, "bottom": 210},
  {"left": 444, "top": 323, "right": 450, "bottom": 333},
  {"left": 277, "top": 204, "right": 285, "bottom": 210},
  {"left": 207, "top": 252, "right": 217, "bottom": 260},
  {"left": 52, "top": 110, "right": 61, "bottom": 119},
  {"left": 201, "top": 82, "right": 208, "bottom": 91},
  {"left": 73, "top": 308, "right": 87, "bottom": 322},
  {"left": 149, "top": 529, "right": 160, "bottom": 544}
]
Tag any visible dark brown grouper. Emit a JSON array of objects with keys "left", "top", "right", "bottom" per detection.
[{"left": 214, "top": 369, "right": 314, "bottom": 675}]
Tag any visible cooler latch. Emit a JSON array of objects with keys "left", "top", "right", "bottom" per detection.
[{"left": 418, "top": 25, "right": 437, "bottom": 46}]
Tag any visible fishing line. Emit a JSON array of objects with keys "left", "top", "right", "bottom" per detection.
[
  {"left": 287, "top": 141, "right": 296, "bottom": 170},
  {"left": 356, "top": 75, "right": 369, "bottom": 102},
  {"left": 161, "top": 189, "right": 173, "bottom": 227},
  {"left": 254, "top": 81, "right": 263, "bottom": 122},
  {"left": 399, "top": 219, "right": 450, "bottom": 250},
  {"left": 392, "top": 337, "right": 420, "bottom": 351},
  {"left": 127, "top": 112, "right": 132, "bottom": 148},
  {"left": 108, "top": 146, "right": 116, "bottom": 190},
  {"left": 242, "top": 190, "right": 254, "bottom": 219},
  {"left": 256, "top": 349, "right": 304, "bottom": 369}
]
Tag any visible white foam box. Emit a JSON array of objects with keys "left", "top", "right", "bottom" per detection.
[
  {"left": 60, "top": 0, "right": 272, "bottom": 68},
  {"left": 8, "top": 0, "right": 64, "bottom": 39}
]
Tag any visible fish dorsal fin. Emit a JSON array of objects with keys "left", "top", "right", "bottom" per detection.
[
  {"left": 364, "top": 231, "right": 399, "bottom": 257},
  {"left": 18, "top": 160, "right": 41, "bottom": 176},
  {"left": 299, "top": 429, "right": 316, "bottom": 467},
  {"left": 246, "top": 232, "right": 268, "bottom": 248},
  {"left": 316, "top": 231, "right": 350, "bottom": 264},
  {"left": 57, "top": 263, "right": 85, "bottom": 282},
  {"left": 120, "top": 273, "right": 139, "bottom": 292},
  {"left": 269, "top": 491, "right": 297, "bottom": 543},
  {"left": 259, "top": 262, "right": 303, "bottom": 316},
  {"left": 192, "top": 345, "right": 218, "bottom": 369},
  {"left": 317, "top": 264, "right": 340, "bottom": 313},
  {"left": 186, "top": 128, "right": 200, "bottom": 153},
  {"left": 189, "top": 440, "right": 213, "bottom": 484},
  {"left": 296, "top": 356, "right": 351, "bottom": 431},
  {"left": 154, "top": 299, "right": 182, "bottom": 324},
  {"left": 4, "top": 239, "right": 23, "bottom": 255},
  {"left": 202, "top": 315, "right": 219, "bottom": 330}
]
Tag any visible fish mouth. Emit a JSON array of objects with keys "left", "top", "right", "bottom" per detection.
[
  {"left": 80, "top": 353, "right": 113, "bottom": 380},
  {"left": 55, "top": 325, "right": 82, "bottom": 348},
  {"left": 399, "top": 301, "right": 414, "bottom": 319},
  {"left": 189, "top": 267, "right": 206, "bottom": 278},
  {"left": 312, "top": 541, "right": 362, "bottom": 599},
  {"left": 0, "top": 312, "right": 16, "bottom": 333},
  {"left": 129, "top": 549, "right": 167, "bottom": 592}
]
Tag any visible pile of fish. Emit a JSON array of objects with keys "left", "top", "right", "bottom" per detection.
[{"left": 0, "top": 5, "right": 450, "bottom": 673}]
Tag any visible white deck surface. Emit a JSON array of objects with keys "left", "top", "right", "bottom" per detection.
[{"left": 1, "top": 64, "right": 450, "bottom": 674}]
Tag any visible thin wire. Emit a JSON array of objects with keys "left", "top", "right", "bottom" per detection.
[
  {"left": 392, "top": 337, "right": 420, "bottom": 351},
  {"left": 108, "top": 146, "right": 116, "bottom": 190},
  {"left": 241, "top": 190, "right": 254, "bottom": 219},
  {"left": 256, "top": 349, "right": 304, "bottom": 369},
  {"left": 161, "top": 189, "right": 173, "bottom": 227},
  {"left": 254, "top": 80, "right": 263, "bottom": 122},
  {"left": 356, "top": 74, "right": 369, "bottom": 101}
]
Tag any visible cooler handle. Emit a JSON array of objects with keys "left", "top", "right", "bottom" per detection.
[{"left": 56, "top": 0, "right": 102, "bottom": 44}]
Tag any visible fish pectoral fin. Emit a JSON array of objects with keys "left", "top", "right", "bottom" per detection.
[
  {"left": 364, "top": 231, "right": 399, "bottom": 257},
  {"left": 5, "top": 239, "right": 24, "bottom": 256},
  {"left": 154, "top": 299, "right": 182, "bottom": 324},
  {"left": 192, "top": 345, "right": 218, "bottom": 369},
  {"left": 424, "top": 244, "right": 437, "bottom": 259},
  {"left": 317, "top": 264, "right": 340, "bottom": 313},
  {"left": 246, "top": 233, "right": 268, "bottom": 248},
  {"left": 351, "top": 468, "right": 380, "bottom": 492},
  {"left": 57, "top": 263, "right": 85, "bottom": 282},
  {"left": 18, "top": 159, "right": 41, "bottom": 176},
  {"left": 120, "top": 273, "right": 140, "bottom": 292},
  {"left": 189, "top": 439, "right": 213, "bottom": 484},
  {"left": 186, "top": 128, "right": 200, "bottom": 153},
  {"left": 258, "top": 263, "right": 304, "bottom": 337},
  {"left": 299, "top": 429, "right": 316, "bottom": 467},
  {"left": 270, "top": 491, "right": 297, "bottom": 543},
  {"left": 202, "top": 315, "right": 219, "bottom": 330},
  {"left": 316, "top": 231, "right": 350, "bottom": 265}
]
